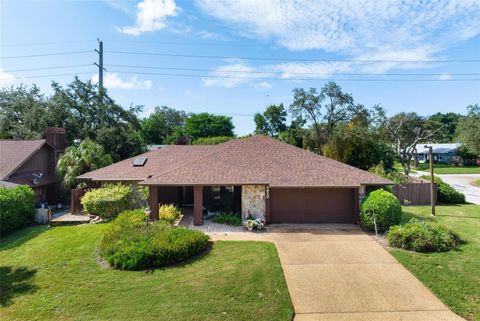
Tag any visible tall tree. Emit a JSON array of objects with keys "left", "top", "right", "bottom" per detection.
[
  {"left": 141, "top": 106, "right": 188, "bottom": 144},
  {"left": 56, "top": 139, "right": 112, "bottom": 190},
  {"left": 384, "top": 112, "right": 443, "bottom": 175},
  {"left": 185, "top": 113, "right": 234, "bottom": 141},
  {"left": 0, "top": 85, "right": 48, "bottom": 139},
  {"left": 428, "top": 112, "right": 462, "bottom": 143},
  {"left": 456, "top": 104, "right": 480, "bottom": 156},
  {"left": 47, "top": 77, "right": 145, "bottom": 161},
  {"left": 254, "top": 104, "right": 287, "bottom": 137},
  {"left": 290, "top": 82, "right": 354, "bottom": 154}
]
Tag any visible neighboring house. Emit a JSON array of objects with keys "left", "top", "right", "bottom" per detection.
[
  {"left": 146, "top": 144, "right": 168, "bottom": 151},
  {"left": 78, "top": 135, "right": 391, "bottom": 225},
  {"left": 0, "top": 128, "right": 66, "bottom": 205},
  {"left": 415, "top": 143, "right": 460, "bottom": 164}
]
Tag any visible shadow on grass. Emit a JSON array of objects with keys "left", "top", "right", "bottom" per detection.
[
  {"left": 0, "top": 226, "right": 48, "bottom": 252},
  {"left": 0, "top": 266, "right": 38, "bottom": 306}
]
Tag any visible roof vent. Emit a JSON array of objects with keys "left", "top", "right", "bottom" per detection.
[{"left": 132, "top": 157, "right": 147, "bottom": 167}]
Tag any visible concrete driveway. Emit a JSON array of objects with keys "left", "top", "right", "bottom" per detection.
[{"left": 210, "top": 225, "right": 464, "bottom": 321}]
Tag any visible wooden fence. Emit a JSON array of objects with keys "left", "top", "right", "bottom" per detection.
[
  {"left": 392, "top": 183, "right": 437, "bottom": 205},
  {"left": 71, "top": 187, "right": 88, "bottom": 213}
]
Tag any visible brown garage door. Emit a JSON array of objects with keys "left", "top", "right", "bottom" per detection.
[{"left": 269, "top": 188, "right": 355, "bottom": 223}]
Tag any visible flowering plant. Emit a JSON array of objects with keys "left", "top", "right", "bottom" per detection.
[{"left": 243, "top": 216, "right": 265, "bottom": 231}]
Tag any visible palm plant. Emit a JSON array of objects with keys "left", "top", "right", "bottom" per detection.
[{"left": 56, "top": 139, "right": 112, "bottom": 190}]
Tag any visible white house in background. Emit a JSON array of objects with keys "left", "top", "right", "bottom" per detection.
[{"left": 415, "top": 143, "right": 460, "bottom": 164}]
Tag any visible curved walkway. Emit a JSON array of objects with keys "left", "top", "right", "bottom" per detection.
[{"left": 210, "top": 225, "right": 464, "bottom": 321}]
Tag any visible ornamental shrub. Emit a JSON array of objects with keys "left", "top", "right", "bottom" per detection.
[
  {"left": 0, "top": 185, "right": 35, "bottom": 236},
  {"left": 360, "top": 189, "right": 402, "bottom": 232},
  {"left": 100, "top": 209, "right": 209, "bottom": 270},
  {"left": 420, "top": 175, "right": 465, "bottom": 204},
  {"left": 387, "top": 219, "right": 461, "bottom": 252},
  {"left": 159, "top": 204, "right": 182, "bottom": 223},
  {"left": 212, "top": 212, "right": 242, "bottom": 226},
  {"left": 81, "top": 184, "right": 132, "bottom": 218}
]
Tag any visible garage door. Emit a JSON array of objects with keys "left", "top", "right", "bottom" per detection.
[{"left": 269, "top": 188, "right": 355, "bottom": 223}]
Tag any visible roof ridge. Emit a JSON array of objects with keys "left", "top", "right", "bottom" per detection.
[{"left": 141, "top": 137, "right": 248, "bottom": 183}]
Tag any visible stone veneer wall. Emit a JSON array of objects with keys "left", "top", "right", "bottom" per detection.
[{"left": 241, "top": 185, "right": 266, "bottom": 221}]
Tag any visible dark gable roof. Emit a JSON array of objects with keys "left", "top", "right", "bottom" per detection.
[
  {"left": 79, "top": 135, "right": 391, "bottom": 187},
  {"left": 0, "top": 139, "right": 49, "bottom": 180}
]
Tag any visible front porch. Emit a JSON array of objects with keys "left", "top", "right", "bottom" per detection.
[{"left": 147, "top": 185, "right": 268, "bottom": 225}]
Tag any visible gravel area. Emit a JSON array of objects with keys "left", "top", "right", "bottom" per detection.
[{"left": 189, "top": 219, "right": 245, "bottom": 233}]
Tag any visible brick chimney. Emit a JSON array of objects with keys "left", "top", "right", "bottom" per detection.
[{"left": 45, "top": 127, "right": 66, "bottom": 163}]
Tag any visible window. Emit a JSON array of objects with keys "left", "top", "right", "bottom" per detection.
[
  {"left": 225, "top": 186, "right": 234, "bottom": 193},
  {"left": 212, "top": 186, "right": 221, "bottom": 200}
]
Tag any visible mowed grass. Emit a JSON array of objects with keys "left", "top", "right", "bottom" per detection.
[
  {"left": 390, "top": 205, "right": 480, "bottom": 321},
  {"left": 415, "top": 163, "right": 480, "bottom": 174},
  {"left": 0, "top": 224, "right": 293, "bottom": 321}
]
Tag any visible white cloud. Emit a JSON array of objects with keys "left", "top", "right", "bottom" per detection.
[
  {"left": 117, "top": 0, "right": 180, "bottom": 35},
  {"left": 0, "top": 69, "right": 16, "bottom": 85},
  {"left": 196, "top": 0, "right": 480, "bottom": 68},
  {"left": 203, "top": 63, "right": 259, "bottom": 88},
  {"left": 92, "top": 73, "right": 152, "bottom": 89},
  {"left": 104, "top": 0, "right": 131, "bottom": 13},
  {"left": 438, "top": 73, "right": 452, "bottom": 81},
  {"left": 184, "top": 89, "right": 192, "bottom": 96},
  {"left": 255, "top": 81, "right": 273, "bottom": 89}
]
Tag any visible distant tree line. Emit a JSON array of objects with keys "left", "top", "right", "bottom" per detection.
[{"left": 1, "top": 78, "right": 478, "bottom": 180}]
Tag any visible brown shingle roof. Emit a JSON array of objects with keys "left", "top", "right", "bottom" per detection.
[
  {"left": 141, "top": 135, "right": 392, "bottom": 187},
  {"left": 79, "top": 135, "right": 391, "bottom": 186},
  {"left": 0, "top": 140, "right": 47, "bottom": 180},
  {"left": 77, "top": 145, "right": 223, "bottom": 181}
]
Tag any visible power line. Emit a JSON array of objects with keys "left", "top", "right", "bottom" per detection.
[
  {"left": 0, "top": 50, "right": 92, "bottom": 59},
  {"left": 2, "top": 64, "right": 93, "bottom": 72},
  {"left": 0, "top": 71, "right": 94, "bottom": 81},
  {"left": 110, "top": 70, "right": 480, "bottom": 82},
  {"left": 105, "top": 50, "right": 480, "bottom": 63},
  {"left": 106, "top": 64, "right": 480, "bottom": 77}
]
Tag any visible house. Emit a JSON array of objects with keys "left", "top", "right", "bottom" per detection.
[
  {"left": 0, "top": 128, "right": 66, "bottom": 205},
  {"left": 78, "top": 135, "right": 391, "bottom": 225},
  {"left": 415, "top": 143, "right": 460, "bottom": 164}
]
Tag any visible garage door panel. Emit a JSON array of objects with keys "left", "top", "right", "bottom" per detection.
[{"left": 270, "top": 188, "right": 354, "bottom": 223}]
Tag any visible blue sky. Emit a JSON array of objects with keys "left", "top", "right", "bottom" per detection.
[{"left": 1, "top": 0, "right": 479, "bottom": 135}]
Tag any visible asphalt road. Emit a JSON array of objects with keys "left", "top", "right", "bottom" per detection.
[{"left": 415, "top": 172, "right": 480, "bottom": 205}]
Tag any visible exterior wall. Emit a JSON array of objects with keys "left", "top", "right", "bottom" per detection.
[
  {"left": 241, "top": 185, "right": 266, "bottom": 221},
  {"left": 14, "top": 145, "right": 54, "bottom": 175}
]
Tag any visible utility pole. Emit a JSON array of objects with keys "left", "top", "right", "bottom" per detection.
[
  {"left": 425, "top": 145, "right": 436, "bottom": 216},
  {"left": 94, "top": 38, "right": 105, "bottom": 92}
]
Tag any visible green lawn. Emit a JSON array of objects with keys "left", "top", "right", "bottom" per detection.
[
  {"left": 0, "top": 225, "right": 293, "bottom": 321},
  {"left": 390, "top": 204, "right": 480, "bottom": 321},
  {"left": 415, "top": 163, "right": 480, "bottom": 174},
  {"left": 472, "top": 179, "right": 480, "bottom": 187}
]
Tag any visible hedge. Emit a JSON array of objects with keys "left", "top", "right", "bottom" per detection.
[
  {"left": 387, "top": 219, "right": 462, "bottom": 252},
  {"left": 81, "top": 184, "right": 132, "bottom": 218},
  {"left": 420, "top": 175, "right": 465, "bottom": 204},
  {"left": 0, "top": 185, "right": 35, "bottom": 236},
  {"left": 100, "top": 209, "right": 210, "bottom": 270},
  {"left": 360, "top": 189, "right": 402, "bottom": 232}
]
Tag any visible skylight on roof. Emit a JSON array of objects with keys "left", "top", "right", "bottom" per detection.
[{"left": 132, "top": 157, "right": 147, "bottom": 167}]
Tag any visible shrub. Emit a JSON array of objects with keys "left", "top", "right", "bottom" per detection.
[
  {"left": 387, "top": 219, "right": 461, "bottom": 252},
  {"left": 159, "top": 204, "right": 182, "bottom": 223},
  {"left": 0, "top": 185, "right": 35, "bottom": 236},
  {"left": 100, "top": 209, "right": 209, "bottom": 270},
  {"left": 420, "top": 175, "right": 465, "bottom": 204},
  {"left": 192, "top": 136, "right": 235, "bottom": 145},
  {"left": 81, "top": 184, "right": 132, "bottom": 218},
  {"left": 360, "top": 189, "right": 402, "bottom": 232},
  {"left": 212, "top": 212, "right": 242, "bottom": 226}
]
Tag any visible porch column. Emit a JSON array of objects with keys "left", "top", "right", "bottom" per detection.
[
  {"left": 149, "top": 186, "right": 159, "bottom": 220},
  {"left": 194, "top": 185, "right": 203, "bottom": 225}
]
